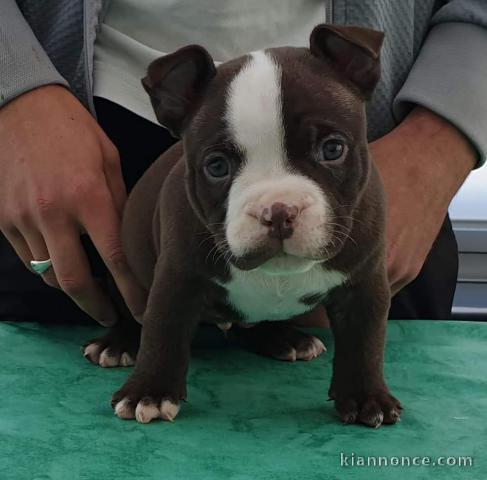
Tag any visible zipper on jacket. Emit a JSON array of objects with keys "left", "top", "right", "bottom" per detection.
[
  {"left": 83, "top": 0, "right": 95, "bottom": 115},
  {"left": 325, "top": 0, "right": 333, "bottom": 23}
]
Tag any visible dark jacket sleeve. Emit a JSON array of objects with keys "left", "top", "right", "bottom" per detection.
[
  {"left": 0, "top": 0, "right": 69, "bottom": 107},
  {"left": 393, "top": 0, "right": 487, "bottom": 166}
]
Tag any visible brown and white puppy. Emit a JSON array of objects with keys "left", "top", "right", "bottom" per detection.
[{"left": 83, "top": 24, "right": 402, "bottom": 427}]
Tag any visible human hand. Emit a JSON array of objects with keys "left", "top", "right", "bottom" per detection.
[
  {"left": 370, "top": 106, "right": 476, "bottom": 296},
  {"left": 0, "top": 85, "right": 146, "bottom": 324}
]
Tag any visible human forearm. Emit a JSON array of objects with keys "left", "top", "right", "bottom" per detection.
[
  {"left": 370, "top": 106, "right": 476, "bottom": 294},
  {"left": 385, "top": 106, "right": 476, "bottom": 198}
]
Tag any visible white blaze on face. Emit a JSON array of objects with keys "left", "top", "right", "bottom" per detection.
[
  {"left": 224, "top": 50, "right": 331, "bottom": 267},
  {"left": 226, "top": 50, "right": 286, "bottom": 178}
]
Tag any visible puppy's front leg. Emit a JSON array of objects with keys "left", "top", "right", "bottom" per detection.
[
  {"left": 112, "top": 264, "right": 203, "bottom": 424},
  {"left": 326, "top": 271, "right": 402, "bottom": 428}
]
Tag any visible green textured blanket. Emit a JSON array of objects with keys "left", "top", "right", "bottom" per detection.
[{"left": 0, "top": 320, "right": 485, "bottom": 479}]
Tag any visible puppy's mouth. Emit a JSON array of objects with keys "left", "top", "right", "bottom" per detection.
[
  {"left": 257, "top": 254, "right": 320, "bottom": 275},
  {"left": 230, "top": 239, "right": 283, "bottom": 271},
  {"left": 230, "top": 241, "right": 321, "bottom": 274}
]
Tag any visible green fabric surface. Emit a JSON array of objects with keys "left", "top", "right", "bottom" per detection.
[{"left": 0, "top": 320, "right": 485, "bottom": 480}]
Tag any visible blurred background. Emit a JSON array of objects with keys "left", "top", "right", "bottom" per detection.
[{"left": 449, "top": 164, "right": 487, "bottom": 319}]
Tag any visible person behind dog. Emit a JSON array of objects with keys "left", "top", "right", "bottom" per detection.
[{"left": 0, "top": 1, "right": 485, "bottom": 325}]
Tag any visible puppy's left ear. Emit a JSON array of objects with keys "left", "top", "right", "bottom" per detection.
[
  {"left": 310, "top": 24, "right": 384, "bottom": 99},
  {"left": 142, "top": 45, "right": 216, "bottom": 138}
]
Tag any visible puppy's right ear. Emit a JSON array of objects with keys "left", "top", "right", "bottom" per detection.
[
  {"left": 310, "top": 24, "right": 384, "bottom": 99},
  {"left": 142, "top": 45, "right": 216, "bottom": 138}
]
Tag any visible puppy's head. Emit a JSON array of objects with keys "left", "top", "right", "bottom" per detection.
[{"left": 143, "top": 24, "right": 384, "bottom": 274}]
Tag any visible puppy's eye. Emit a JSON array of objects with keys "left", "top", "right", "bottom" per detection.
[
  {"left": 321, "top": 139, "right": 345, "bottom": 161},
  {"left": 205, "top": 156, "right": 230, "bottom": 179}
]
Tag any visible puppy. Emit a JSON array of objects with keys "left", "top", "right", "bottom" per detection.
[{"left": 84, "top": 23, "right": 402, "bottom": 427}]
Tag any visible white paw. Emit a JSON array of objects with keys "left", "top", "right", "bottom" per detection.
[
  {"left": 135, "top": 401, "right": 161, "bottom": 424},
  {"left": 83, "top": 343, "right": 136, "bottom": 367},
  {"left": 295, "top": 336, "right": 326, "bottom": 361},
  {"left": 99, "top": 348, "right": 122, "bottom": 367},
  {"left": 114, "top": 398, "right": 134, "bottom": 419},
  {"left": 83, "top": 342, "right": 102, "bottom": 361},
  {"left": 217, "top": 322, "right": 233, "bottom": 331},
  {"left": 114, "top": 398, "right": 180, "bottom": 423},
  {"left": 274, "top": 335, "right": 326, "bottom": 362},
  {"left": 120, "top": 352, "right": 136, "bottom": 367}
]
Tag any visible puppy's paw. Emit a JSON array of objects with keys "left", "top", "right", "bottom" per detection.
[
  {"left": 84, "top": 342, "right": 136, "bottom": 367},
  {"left": 83, "top": 330, "right": 139, "bottom": 368},
  {"left": 112, "top": 379, "right": 185, "bottom": 424},
  {"left": 236, "top": 323, "right": 326, "bottom": 362},
  {"left": 276, "top": 333, "right": 326, "bottom": 362},
  {"left": 334, "top": 390, "right": 402, "bottom": 428},
  {"left": 114, "top": 397, "right": 180, "bottom": 423}
]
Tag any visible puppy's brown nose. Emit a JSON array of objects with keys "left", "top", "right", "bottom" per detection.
[{"left": 260, "top": 202, "right": 298, "bottom": 240}]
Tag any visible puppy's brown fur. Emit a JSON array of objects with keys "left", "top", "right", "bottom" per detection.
[{"left": 85, "top": 24, "right": 401, "bottom": 427}]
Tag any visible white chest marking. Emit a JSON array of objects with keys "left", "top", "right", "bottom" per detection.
[{"left": 220, "top": 265, "right": 347, "bottom": 323}]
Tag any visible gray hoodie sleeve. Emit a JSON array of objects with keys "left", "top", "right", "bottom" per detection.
[
  {"left": 0, "top": 0, "right": 69, "bottom": 107},
  {"left": 393, "top": 0, "right": 487, "bottom": 166}
]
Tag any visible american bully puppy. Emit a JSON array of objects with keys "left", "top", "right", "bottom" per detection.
[{"left": 83, "top": 24, "right": 402, "bottom": 427}]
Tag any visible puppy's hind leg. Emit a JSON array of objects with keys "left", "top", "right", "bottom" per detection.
[{"left": 232, "top": 320, "right": 326, "bottom": 362}]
